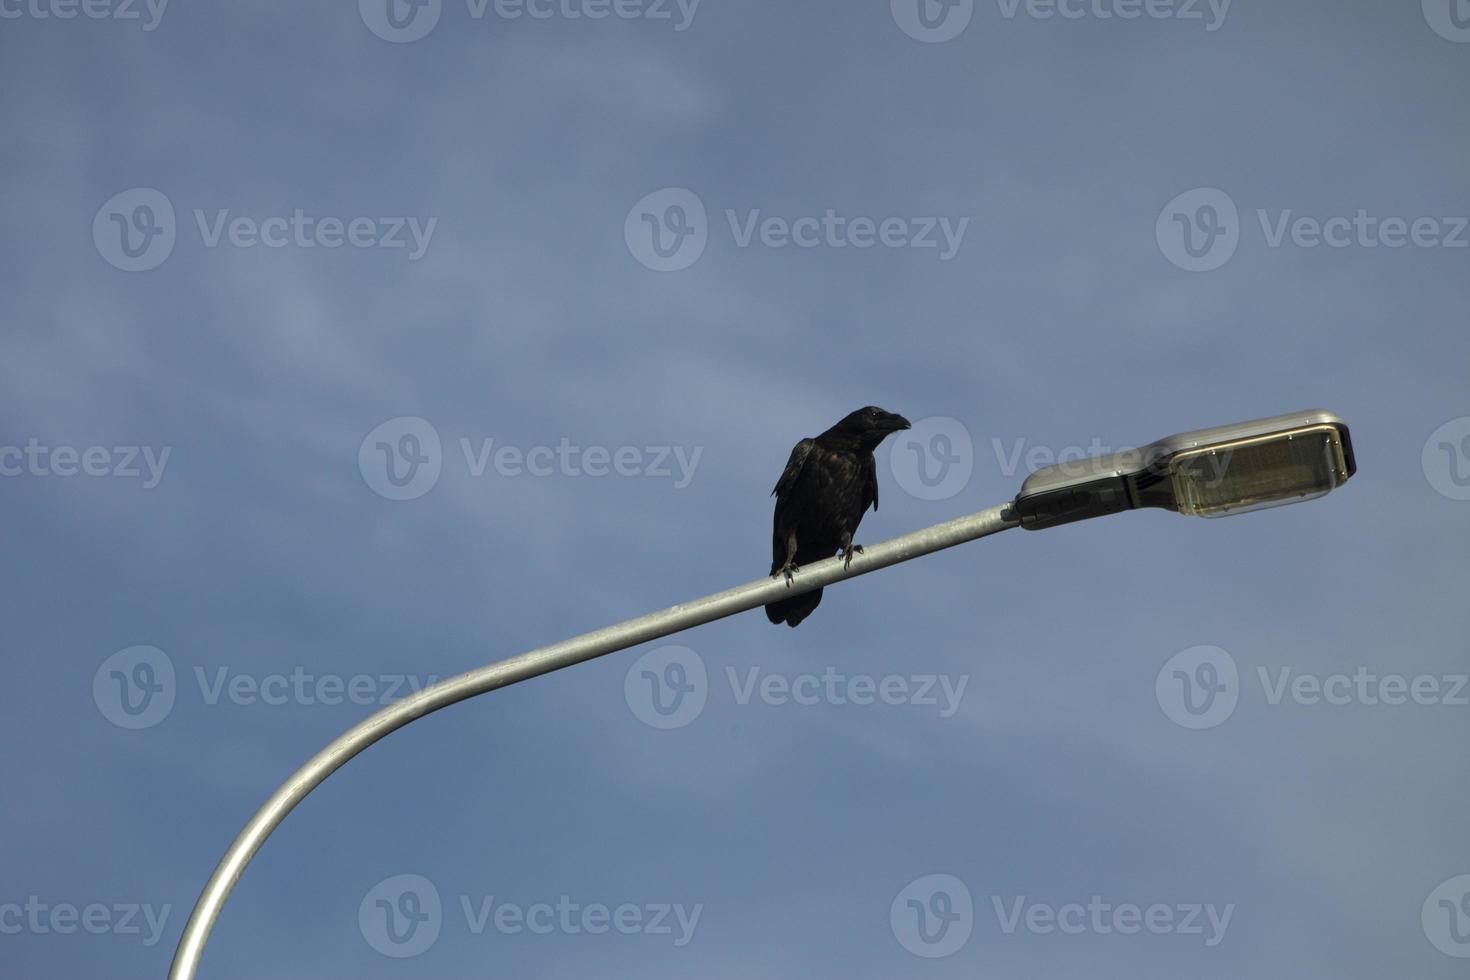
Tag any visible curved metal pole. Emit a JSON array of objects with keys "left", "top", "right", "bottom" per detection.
[{"left": 168, "top": 502, "right": 1019, "bottom": 979}]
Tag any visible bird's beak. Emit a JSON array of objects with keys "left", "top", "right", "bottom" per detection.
[{"left": 890, "top": 414, "right": 912, "bottom": 432}]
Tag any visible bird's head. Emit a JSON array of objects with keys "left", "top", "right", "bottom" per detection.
[{"left": 829, "top": 406, "right": 912, "bottom": 450}]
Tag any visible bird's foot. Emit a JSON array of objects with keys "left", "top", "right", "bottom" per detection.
[
  {"left": 842, "top": 543, "right": 864, "bottom": 570},
  {"left": 778, "top": 560, "right": 799, "bottom": 586}
]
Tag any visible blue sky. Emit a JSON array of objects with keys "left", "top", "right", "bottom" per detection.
[{"left": 3, "top": 0, "right": 1469, "bottom": 977}]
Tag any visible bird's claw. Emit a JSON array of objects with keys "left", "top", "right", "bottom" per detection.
[
  {"left": 842, "top": 543, "right": 864, "bottom": 570},
  {"left": 779, "top": 560, "right": 799, "bottom": 586}
]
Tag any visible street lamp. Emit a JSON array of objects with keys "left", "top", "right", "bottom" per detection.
[
  {"left": 1013, "top": 410, "right": 1355, "bottom": 530},
  {"left": 168, "top": 409, "right": 1356, "bottom": 979}
]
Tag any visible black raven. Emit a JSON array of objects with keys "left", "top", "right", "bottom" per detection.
[{"left": 764, "top": 407, "right": 912, "bottom": 627}]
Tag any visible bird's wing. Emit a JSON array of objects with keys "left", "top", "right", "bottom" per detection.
[
  {"left": 772, "top": 438, "right": 817, "bottom": 498},
  {"left": 863, "top": 453, "right": 879, "bottom": 512}
]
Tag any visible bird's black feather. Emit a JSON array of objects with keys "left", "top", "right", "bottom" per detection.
[{"left": 764, "top": 407, "right": 911, "bottom": 627}]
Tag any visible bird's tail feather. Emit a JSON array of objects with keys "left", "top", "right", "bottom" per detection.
[{"left": 764, "top": 588, "right": 823, "bottom": 628}]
